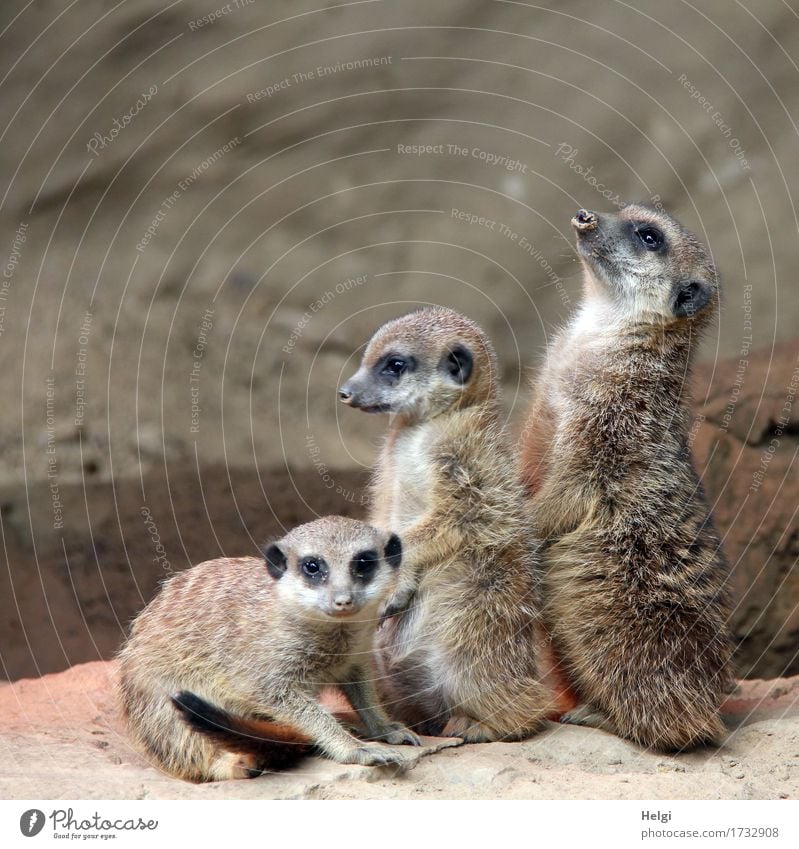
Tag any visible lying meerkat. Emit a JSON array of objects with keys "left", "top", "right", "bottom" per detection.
[
  {"left": 520, "top": 205, "right": 734, "bottom": 751},
  {"left": 339, "top": 307, "right": 551, "bottom": 742},
  {"left": 118, "top": 516, "right": 420, "bottom": 782}
]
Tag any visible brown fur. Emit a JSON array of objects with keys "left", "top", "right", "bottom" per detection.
[
  {"left": 520, "top": 205, "right": 734, "bottom": 751},
  {"left": 118, "top": 517, "right": 420, "bottom": 782},
  {"left": 340, "top": 308, "right": 552, "bottom": 742}
]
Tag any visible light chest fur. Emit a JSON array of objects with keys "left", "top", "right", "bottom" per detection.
[{"left": 379, "top": 423, "right": 434, "bottom": 532}]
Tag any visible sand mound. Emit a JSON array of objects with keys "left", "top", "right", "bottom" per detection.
[{"left": 2, "top": 661, "right": 796, "bottom": 800}]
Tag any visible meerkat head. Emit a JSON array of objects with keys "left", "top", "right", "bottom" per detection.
[
  {"left": 338, "top": 307, "right": 498, "bottom": 423},
  {"left": 261, "top": 516, "right": 402, "bottom": 623},
  {"left": 571, "top": 204, "right": 719, "bottom": 327}
]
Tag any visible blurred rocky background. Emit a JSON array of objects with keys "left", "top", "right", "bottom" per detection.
[{"left": 0, "top": 0, "right": 796, "bottom": 681}]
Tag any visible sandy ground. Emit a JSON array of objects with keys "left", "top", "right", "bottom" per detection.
[{"left": 2, "top": 661, "right": 797, "bottom": 800}]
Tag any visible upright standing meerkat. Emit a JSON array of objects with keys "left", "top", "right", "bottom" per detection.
[
  {"left": 520, "top": 205, "right": 733, "bottom": 751},
  {"left": 339, "top": 307, "right": 551, "bottom": 742},
  {"left": 118, "top": 516, "right": 420, "bottom": 782}
]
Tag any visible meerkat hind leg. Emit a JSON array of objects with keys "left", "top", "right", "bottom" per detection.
[
  {"left": 560, "top": 704, "right": 618, "bottom": 735},
  {"left": 442, "top": 714, "right": 502, "bottom": 743}
]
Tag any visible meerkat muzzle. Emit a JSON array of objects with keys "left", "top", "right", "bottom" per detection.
[{"left": 572, "top": 209, "right": 598, "bottom": 232}]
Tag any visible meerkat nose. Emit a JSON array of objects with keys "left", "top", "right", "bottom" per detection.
[
  {"left": 332, "top": 593, "right": 354, "bottom": 610},
  {"left": 572, "top": 209, "right": 598, "bottom": 231}
]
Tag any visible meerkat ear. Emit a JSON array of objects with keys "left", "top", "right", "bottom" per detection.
[
  {"left": 671, "top": 279, "right": 712, "bottom": 318},
  {"left": 383, "top": 533, "right": 402, "bottom": 569},
  {"left": 262, "top": 543, "right": 288, "bottom": 579},
  {"left": 443, "top": 344, "right": 473, "bottom": 384}
]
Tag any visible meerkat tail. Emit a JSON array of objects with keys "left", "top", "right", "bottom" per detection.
[{"left": 171, "top": 690, "right": 312, "bottom": 771}]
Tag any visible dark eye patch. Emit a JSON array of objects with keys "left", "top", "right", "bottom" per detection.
[
  {"left": 350, "top": 549, "right": 379, "bottom": 582},
  {"left": 299, "top": 556, "right": 328, "bottom": 584}
]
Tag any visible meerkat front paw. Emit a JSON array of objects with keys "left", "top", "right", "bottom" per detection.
[
  {"left": 442, "top": 715, "right": 498, "bottom": 743},
  {"left": 370, "top": 722, "right": 422, "bottom": 746},
  {"left": 340, "top": 743, "right": 411, "bottom": 767},
  {"left": 379, "top": 587, "right": 416, "bottom": 624}
]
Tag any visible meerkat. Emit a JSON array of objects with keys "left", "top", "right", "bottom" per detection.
[
  {"left": 339, "top": 307, "right": 552, "bottom": 742},
  {"left": 520, "top": 204, "right": 734, "bottom": 751},
  {"left": 118, "top": 516, "right": 421, "bottom": 782}
]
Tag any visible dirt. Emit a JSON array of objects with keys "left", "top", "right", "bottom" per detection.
[{"left": 1, "top": 661, "right": 797, "bottom": 800}]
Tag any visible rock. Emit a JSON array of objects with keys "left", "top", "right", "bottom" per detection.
[
  {"left": 0, "top": 661, "right": 796, "bottom": 800},
  {"left": 693, "top": 338, "right": 799, "bottom": 679}
]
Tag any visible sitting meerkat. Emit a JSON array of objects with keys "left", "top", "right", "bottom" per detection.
[
  {"left": 339, "top": 307, "right": 551, "bottom": 742},
  {"left": 520, "top": 205, "right": 734, "bottom": 751},
  {"left": 118, "top": 516, "right": 420, "bottom": 782}
]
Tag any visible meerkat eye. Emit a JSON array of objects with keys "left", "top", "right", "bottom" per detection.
[
  {"left": 382, "top": 358, "right": 407, "bottom": 377},
  {"left": 351, "top": 550, "right": 379, "bottom": 580},
  {"left": 635, "top": 226, "right": 664, "bottom": 251},
  {"left": 300, "top": 557, "right": 324, "bottom": 579}
]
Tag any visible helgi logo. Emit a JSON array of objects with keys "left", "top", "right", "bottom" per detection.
[{"left": 20, "top": 809, "right": 46, "bottom": 837}]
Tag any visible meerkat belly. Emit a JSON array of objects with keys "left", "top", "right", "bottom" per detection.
[
  {"left": 378, "top": 585, "right": 450, "bottom": 712},
  {"left": 386, "top": 429, "right": 433, "bottom": 530},
  {"left": 384, "top": 559, "right": 461, "bottom": 669}
]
